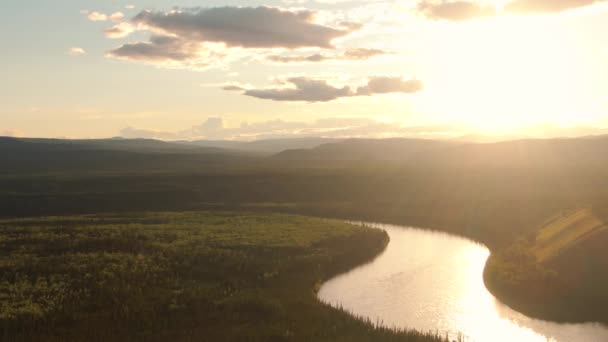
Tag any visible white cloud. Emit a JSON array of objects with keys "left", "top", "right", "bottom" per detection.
[
  {"left": 505, "top": 0, "right": 607, "bottom": 14},
  {"left": 68, "top": 47, "right": 86, "bottom": 56},
  {"left": 1, "top": 129, "right": 24, "bottom": 137},
  {"left": 417, "top": 1, "right": 496, "bottom": 21},
  {"left": 86, "top": 11, "right": 125, "bottom": 22},
  {"left": 87, "top": 11, "right": 108, "bottom": 22},
  {"left": 119, "top": 117, "right": 462, "bottom": 141},
  {"left": 104, "top": 22, "right": 135, "bottom": 38},
  {"left": 110, "top": 12, "right": 125, "bottom": 22}
]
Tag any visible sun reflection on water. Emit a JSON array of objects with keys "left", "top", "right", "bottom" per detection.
[{"left": 318, "top": 223, "right": 608, "bottom": 342}]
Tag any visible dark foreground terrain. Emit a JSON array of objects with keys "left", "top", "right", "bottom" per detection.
[
  {"left": 0, "top": 211, "right": 448, "bottom": 342},
  {"left": 2, "top": 135, "right": 608, "bottom": 327},
  {"left": 484, "top": 208, "right": 608, "bottom": 324}
]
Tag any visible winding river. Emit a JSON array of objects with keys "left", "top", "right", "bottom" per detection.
[{"left": 318, "top": 223, "right": 608, "bottom": 342}]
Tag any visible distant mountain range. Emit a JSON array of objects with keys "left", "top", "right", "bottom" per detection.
[
  {"left": 3, "top": 134, "right": 608, "bottom": 174},
  {"left": 174, "top": 137, "right": 340, "bottom": 154},
  {"left": 0, "top": 137, "right": 254, "bottom": 174},
  {"left": 273, "top": 135, "right": 608, "bottom": 167}
]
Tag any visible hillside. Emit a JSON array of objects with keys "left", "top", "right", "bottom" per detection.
[
  {"left": 271, "top": 136, "right": 608, "bottom": 167},
  {"left": 0, "top": 137, "right": 248, "bottom": 154},
  {"left": 273, "top": 138, "right": 452, "bottom": 162},
  {"left": 178, "top": 137, "right": 339, "bottom": 154},
  {"left": 533, "top": 208, "right": 608, "bottom": 262},
  {"left": 484, "top": 207, "right": 608, "bottom": 323},
  {"left": 0, "top": 137, "right": 259, "bottom": 174}
]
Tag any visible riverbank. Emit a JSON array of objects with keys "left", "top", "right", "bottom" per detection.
[
  {"left": 483, "top": 208, "right": 608, "bottom": 324},
  {"left": 0, "top": 211, "right": 447, "bottom": 342}
]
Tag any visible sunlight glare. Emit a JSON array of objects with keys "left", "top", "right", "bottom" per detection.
[{"left": 414, "top": 13, "right": 602, "bottom": 135}]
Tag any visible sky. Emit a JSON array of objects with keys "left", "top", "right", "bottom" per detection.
[{"left": 1, "top": 0, "right": 608, "bottom": 140}]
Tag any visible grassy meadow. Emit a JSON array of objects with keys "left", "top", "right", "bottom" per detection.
[{"left": 0, "top": 211, "right": 448, "bottom": 342}]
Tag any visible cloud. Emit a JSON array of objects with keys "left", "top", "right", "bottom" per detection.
[
  {"left": 119, "top": 117, "right": 463, "bottom": 141},
  {"left": 1, "top": 129, "right": 24, "bottom": 137},
  {"left": 68, "top": 47, "right": 86, "bottom": 56},
  {"left": 239, "top": 76, "right": 423, "bottom": 102},
  {"left": 108, "top": 35, "right": 198, "bottom": 61},
  {"left": 87, "top": 11, "right": 108, "bottom": 21},
  {"left": 105, "top": 6, "right": 364, "bottom": 70},
  {"left": 120, "top": 118, "right": 608, "bottom": 142},
  {"left": 192, "top": 117, "right": 225, "bottom": 139},
  {"left": 505, "top": 0, "right": 602, "bottom": 14},
  {"left": 110, "top": 12, "right": 125, "bottom": 22},
  {"left": 417, "top": 1, "right": 496, "bottom": 21},
  {"left": 106, "top": 35, "right": 228, "bottom": 70},
  {"left": 222, "top": 84, "right": 248, "bottom": 91},
  {"left": 266, "top": 48, "right": 389, "bottom": 63},
  {"left": 130, "top": 6, "right": 359, "bottom": 49},
  {"left": 244, "top": 78, "right": 353, "bottom": 102},
  {"left": 356, "top": 77, "right": 423, "bottom": 95},
  {"left": 87, "top": 11, "right": 126, "bottom": 22},
  {"left": 119, "top": 127, "right": 179, "bottom": 140},
  {"left": 105, "top": 22, "right": 136, "bottom": 38},
  {"left": 416, "top": 0, "right": 605, "bottom": 19}
]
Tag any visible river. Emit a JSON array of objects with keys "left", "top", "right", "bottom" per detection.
[{"left": 318, "top": 223, "right": 608, "bottom": 342}]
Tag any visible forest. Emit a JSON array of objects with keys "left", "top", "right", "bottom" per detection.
[
  {"left": 0, "top": 211, "right": 451, "bottom": 341},
  {"left": 2, "top": 136, "right": 608, "bottom": 336}
]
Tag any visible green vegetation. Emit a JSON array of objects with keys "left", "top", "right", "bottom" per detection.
[
  {"left": 4, "top": 136, "right": 608, "bottom": 327},
  {"left": 0, "top": 211, "right": 447, "bottom": 342},
  {"left": 6, "top": 136, "right": 608, "bottom": 250},
  {"left": 484, "top": 208, "right": 608, "bottom": 323},
  {"left": 533, "top": 208, "right": 607, "bottom": 262}
]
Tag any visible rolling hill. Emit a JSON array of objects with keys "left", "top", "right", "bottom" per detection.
[
  {"left": 271, "top": 135, "right": 608, "bottom": 168},
  {"left": 273, "top": 138, "right": 452, "bottom": 162},
  {"left": 178, "top": 137, "right": 339, "bottom": 154},
  {"left": 484, "top": 207, "right": 608, "bottom": 323},
  {"left": 533, "top": 208, "right": 608, "bottom": 262},
  {"left": 0, "top": 137, "right": 259, "bottom": 174}
]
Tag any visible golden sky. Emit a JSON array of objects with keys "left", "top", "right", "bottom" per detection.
[{"left": 1, "top": 0, "right": 608, "bottom": 139}]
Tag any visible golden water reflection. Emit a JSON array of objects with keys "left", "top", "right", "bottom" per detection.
[{"left": 318, "top": 223, "right": 608, "bottom": 342}]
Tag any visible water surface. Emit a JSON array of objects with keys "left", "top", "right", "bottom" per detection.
[{"left": 318, "top": 223, "right": 608, "bottom": 342}]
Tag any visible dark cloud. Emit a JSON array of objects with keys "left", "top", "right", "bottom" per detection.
[
  {"left": 417, "top": 1, "right": 496, "bottom": 21},
  {"left": 267, "top": 54, "right": 326, "bottom": 63},
  {"left": 244, "top": 78, "right": 353, "bottom": 102},
  {"left": 505, "top": 0, "right": 600, "bottom": 14},
  {"left": 356, "top": 77, "right": 423, "bottom": 96},
  {"left": 222, "top": 85, "right": 247, "bottom": 91},
  {"left": 266, "top": 48, "right": 388, "bottom": 63},
  {"left": 131, "top": 6, "right": 358, "bottom": 49},
  {"left": 107, "top": 35, "right": 200, "bottom": 62},
  {"left": 240, "top": 77, "right": 423, "bottom": 102},
  {"left": 344, "top": 48, "right": 388, "bottom": 59}
]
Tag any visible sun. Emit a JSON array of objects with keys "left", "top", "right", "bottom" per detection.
[{"left": 412, "top": 10, "right": 606, "bottom": 135}]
